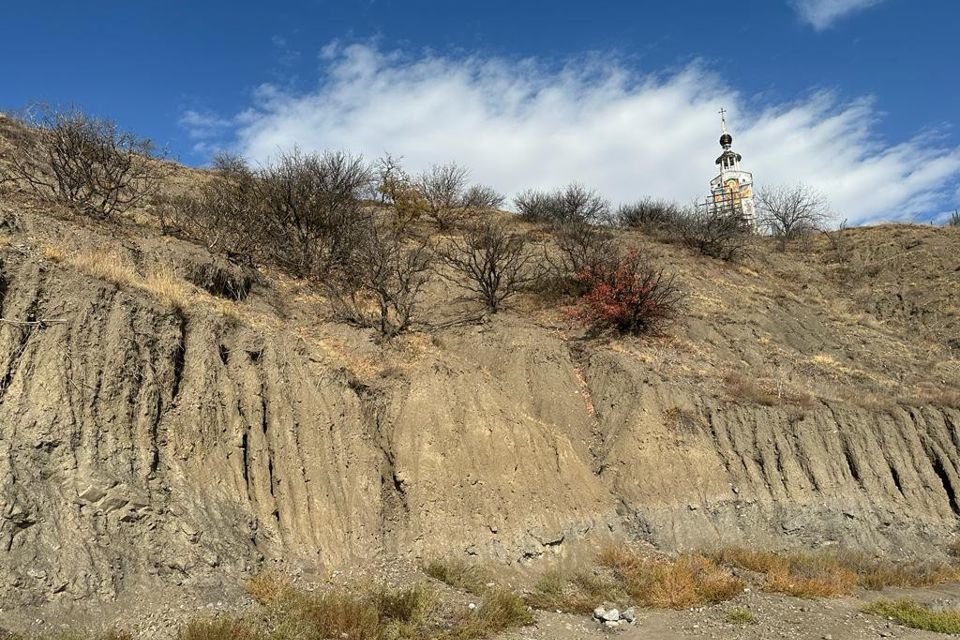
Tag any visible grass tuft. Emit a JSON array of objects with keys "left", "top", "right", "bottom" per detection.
[
  {"left": 864, "top": 599, "right": 960, "bottom": 634},
  {"left": 725, "top": 607, "right": 757, "bottom": 625},
  {"left": 178, "top": 617, "right": 261, "bottom": 640}
]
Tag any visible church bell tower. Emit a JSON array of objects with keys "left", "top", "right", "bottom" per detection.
[{"left": 709, "top": 109, "right": 756, "bottom": 229}]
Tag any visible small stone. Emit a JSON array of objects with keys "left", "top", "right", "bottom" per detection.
[
  {"left": 602, "top": 608, "right": 620, "bottom": 621},
  {"left": 824, "top": 635, "right": 833, "bottom": 640},
  {"left": 622, "top": 608, "right": 636, "bottom": 622},
  {"left": 604, "top": 620, "right": 620, "bottom": 628},
  {"left": 593, "top": 607, "right": 606, "bottom": 620},
  {"left": 468, "top": 603, "right": 476, "bottom": 610}
]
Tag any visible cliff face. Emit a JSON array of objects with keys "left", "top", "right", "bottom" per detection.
[{"left": 0, "top": 202, "right": 958, "bottom": 608}]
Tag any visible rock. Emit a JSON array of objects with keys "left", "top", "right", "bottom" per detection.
[
  {"left": 593, "top": 607, "right": 606, "bottom": 620},
  {"left": 602, "top": 608, "right": 620, "bottom": 621},
  {"left": 622, "top": 608, "right": 636, "bottom": 623},
  {"left": 604, "top": 620, "right": 620, "bottom": 628},
  {"left": 467, "top": 603, "right": 476, "bottom": 610}
]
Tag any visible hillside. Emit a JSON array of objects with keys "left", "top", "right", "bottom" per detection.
[{"left": 0, "top": 115, "right": 959, "bottom": 637}]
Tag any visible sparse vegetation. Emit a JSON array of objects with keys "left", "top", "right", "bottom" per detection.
[
  {"left": 713, "top": 547, "right": 960, "bottom": 598},
  {"left": 375, "top": 153, "right": 426, "bottom": 232},
  {"left": 514, "top": 183, "right": 610, "bottom": 225},
  {"left": 725, "top": 607, "right": 757, "bottom": 625},
  {"left": 616, "top": 197, "right": 683, "bottom": 230},
  {"left": 416, "top": 162, "right": 503, "bottom": 229},
  {"left": 158, "top": 153, "right": 261, "bottom": 260},
  {"left": 573, "top": 249, "right": 683, "bottom": 336},
  {"left": 756, "top": 184, "right": 831, "bottom": 250},
  {"left": 597, "top": 546, "right": 744, "bottom": 609},
  {"left": 947, "top": 209, "right": 959, "bottom": 227},
  {"left": 326, "top": 224, "right": 433, "bottom": 337},
  {"left": 525, "top": 568, "right": 622, "bottom": 614},
  {"left": 423, "top": 558, "right": 492, "bottom": 595},
  {"left": 6, "top": 105, "right": 167, "bottom": 218},
  {"left": 678, "top": 205, "right": 751, "bottom": 261},
  {"left": 864, "top": 599, "right": 960, "bottom": 634},
  {"left": 547, "top": 220, "right": 619, "bottom": 293},
  {"left": 723, "top": 370, "right": 815, "bottom": 408},
  {"left": 438, "top": 219, "right": 541, "bottom": 313},
  {"left": 218, "top": 569, "right": 530, "bottom": 640},
  {"left": 257, "top": 148, "right": 374, "bottom": 278}
]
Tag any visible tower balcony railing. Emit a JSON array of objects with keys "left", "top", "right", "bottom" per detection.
[{"left": 696, "top": 192, "right": 758, "bottom": 232}]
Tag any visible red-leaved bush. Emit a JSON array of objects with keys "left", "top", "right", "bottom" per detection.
[{"left": 574, "top": 249, "right": 683, "bottom": 335}]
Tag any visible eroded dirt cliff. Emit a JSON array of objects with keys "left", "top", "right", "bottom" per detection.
[{"left": 0, "top": 198, "right": 958, "bottom": 613}]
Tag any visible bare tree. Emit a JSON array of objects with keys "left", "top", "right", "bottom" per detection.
[
  {"left": 417, "top": 163, "right": 503, "bottom": 229},
  {"left": 756, "top": 184, "right": 831, "bottom": 249},
  {"left": 257, "top": 148, "right": 374, "bottom": 277},
  {"left": 7, "top": 105, "right": 167, "bottom": 218},
  {"left": 438, "top": 220, "right": 540, "bottom": 312},
  {"left": 328, "top": 223, "right": 433, "bottom": 337}
]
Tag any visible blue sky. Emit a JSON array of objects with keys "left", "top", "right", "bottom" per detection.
[{"left": 3, "top": 0, "right": 959, "bottom": 223}]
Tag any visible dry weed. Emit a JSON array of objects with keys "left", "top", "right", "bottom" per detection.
[
  {"left": 423, "top": 558, "right": 492, "bottom": 595},
  {"left": 597, "top": 546, "right": 743, "bottom": 609},
  {"left": 713, "top": 548, "right": 960, "bottom": 598},
  {"left": 864, "top": 599, "right": 960, "bottom": 634}
]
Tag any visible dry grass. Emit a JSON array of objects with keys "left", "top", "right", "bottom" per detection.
[
  {"left": 713, "top": 548, "right": 960, "bottom": 598},
  {"left": 864, "top": 599, "right": 960, "bottom": 634},
  {"left": 597, "top": 546, "right": 744, "bottom": 610},
  {"left": 525, "top": 568, "right": 622, "bottom": 614},
  {"left": 423, "top": 558, "right": 492, "bottom": 595},
  {"left": 178, "top": 618, "right": 260, "bottom": 640},
  {"left": 142, "top": 267, "right": 192, "bottom": 311},
  {"left": 42, "top": 243, "right": 66, "bottom": 262},
  {"left": 723, "top": 371, "right": 815, "bottom": 408},
  {"left": 45, "top": 245, "right": 244, "bottom": 319},
  {"left": 66, "top": 249, "right": 138, "bottom": 287},
  {"left": 450, "top": 589, "right": 536, "bottom": 640},
  {"left": 235, "top": 570, "right": 529, "bottom": 640}
]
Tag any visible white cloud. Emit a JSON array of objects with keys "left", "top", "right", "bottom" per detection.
[
  {"left": 191, "top": 43, "right": 960, "bottom": 225},
  {"left": 790, "top": 0, "right": 885, "bottom": 30}
]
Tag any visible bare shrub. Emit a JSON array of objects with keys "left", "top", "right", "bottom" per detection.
[
  {"left": 548, "top": 220, "right": 620, "bottom": 293},
  {"left": 417, "top": 162, "right": 503, "bottom": 229},
  {"left": 514, "top": 183, "right": 609, "bottom": 225},
  {"left": 616, "top": 197, "right": 683, "bottom": 229},
  {"left": 326, "top": 224, "right": 433, "bottom": 337},
  {"left": 375, "top": 153, "right": 425, "bottom": 232},
  {"left": 7, "top": 105, "right": 167, "bottom": 218},
  {"left": 756, "top": 184, "right": 831, "bottom": 249},
  {"left": 573, "top": 249, "right": 684, "bottom": 336},
  {"left": 257, "top": 149, "right": 374, "bottom": 277},
  {"left": 158, "top": 153, "right": 261, "bottom": 260},
  {"left": 438, "top": 220, "right": 541, "bottom": 313},
  {"left": 679, "top": 206, "right": 751, "bottom": 261},
  {"left": 948, "top": 210, "right": 960, "bottom": 227}
]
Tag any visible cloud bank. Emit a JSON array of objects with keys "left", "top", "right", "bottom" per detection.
[
  {"left": 191, "top": 43, "right": 960, "bottom": 225},
  {"left": 790, "top": 0, "right": 886, "bottom": 31}
]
